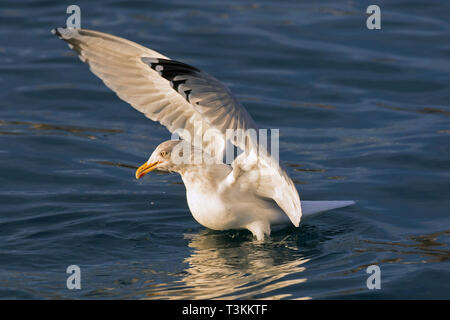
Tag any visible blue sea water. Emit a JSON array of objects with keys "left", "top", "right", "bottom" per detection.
[{"left": 0, "top": 0, "right": 449, "bottom": 299}]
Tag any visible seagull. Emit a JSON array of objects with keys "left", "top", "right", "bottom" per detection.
[{"left": 53, "top": 28, "right": 354, "bottom": 241}]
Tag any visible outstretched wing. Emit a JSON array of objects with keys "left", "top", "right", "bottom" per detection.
[
  {"left": 52, "top": 28, "right": 254, "bottom": 157},
  {"left": 53, "top": 27, "right": 302, "bottom": 226}
]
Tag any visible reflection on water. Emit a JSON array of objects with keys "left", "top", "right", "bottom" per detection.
[
  {"left": 375, "top": 103, "right": 450, "bottom": 117},
  {"left": 358, "top": 230, "right": 450, "bottom": 264},
  {"left": 289, "top": 102, "right": 336, "bottom": 110},
  {"left": 2, "top": 223, "right": 449, "bottom": 299},
  {"left": 1, "top": 0, "right": 449, "bottom": 299},
  {"left": 143, "top": 231, "right": 310, "bottom": 300},
  {"left": 94, "top": 160, "right": 138, "bottom": 170},
  {"left": 138, "top": 229, "right": 449, "bottom": 300},
  {"left": 326, "top": 230, "right": 450, "bottom": 280},
  {"left": 82, "top": 228, "right": 450, "bottom": 300},
  {"left": 0, "top": 119, "right": 122, "bottom": 139}
]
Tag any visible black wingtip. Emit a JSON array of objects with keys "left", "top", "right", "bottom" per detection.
[{"left": 51, "top": 27, "right": 63, "bottom": 38}]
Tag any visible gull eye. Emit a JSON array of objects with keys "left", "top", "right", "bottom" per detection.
[{"left": 160, "top": 151, "right": 168, "bottom": 157}]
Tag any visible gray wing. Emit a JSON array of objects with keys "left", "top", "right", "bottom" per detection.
[
  {"left": 140, "top": 57, "right": 257, "bottom": 133},
  {"left": 53, "top": 27, "right": 302, "bottom": 226}
]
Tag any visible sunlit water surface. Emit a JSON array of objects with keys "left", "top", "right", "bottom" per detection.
[{"left": 0, "top": 0, "right": 449, "bottom": 299}]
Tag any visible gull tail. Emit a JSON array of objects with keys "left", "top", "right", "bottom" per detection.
[{"left": 301, "top": 200, "right": 355, "bottom": 218}]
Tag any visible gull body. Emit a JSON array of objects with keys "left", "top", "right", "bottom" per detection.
[
  {"left": 53, "top": 28, "right": 355, "bottom": 241},
  {"left": 139, "top": 140, "right": 288, "bottom": 240},
  {"left": 184, "top": 167, "right": 281, "bottom": 239}
]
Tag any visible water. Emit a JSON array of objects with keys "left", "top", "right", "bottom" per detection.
[{"left": 0, "top": 0, "right": 449, "bottom": 299}]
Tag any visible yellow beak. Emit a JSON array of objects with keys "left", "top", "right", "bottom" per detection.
[{"left": 135, "top": 161, "right": 160, "bottom": 179}]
